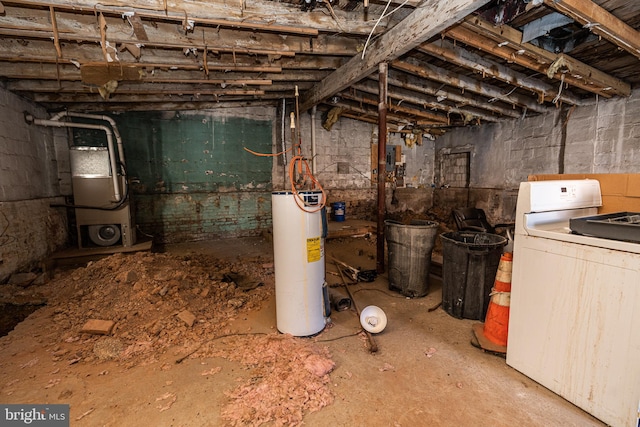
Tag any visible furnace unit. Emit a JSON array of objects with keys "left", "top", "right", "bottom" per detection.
[
  {"left": 70, "top": 146, "right": 135, "bottom": 248},
  {"left": 26, "top": 112, "right": 136, "bottom": 249}
]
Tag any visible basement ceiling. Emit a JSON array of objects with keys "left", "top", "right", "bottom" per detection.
[{"left": 0, "top": 0, "right": 638, "bottom": 136}]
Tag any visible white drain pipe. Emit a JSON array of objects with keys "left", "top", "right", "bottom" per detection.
[
  {"left": 25, "top": 113, "right": 122, "bottom": 202},
  {"left": 50, "top": 111, "right": 126, "bottom": 167}
]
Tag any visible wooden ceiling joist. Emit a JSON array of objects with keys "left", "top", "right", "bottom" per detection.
[
  {"left": 0, "top": 8, "right": 363, "bottom": 57},
  {"left": 0, "top": 62, "right": 326, "bottom": 84},
  {"left": 0, "top": 28, "right": 296, "bottom": 59},
  {"left": 543, "top": 0, "right": 640, "bottom": 60},
  {"left": 392, "top": 59, "right": 549, "bottom": 113},
  {"left": 377, "top": 71, "right": 524, "bottom": 119},
  {"left": 351, "top": 80, "right": 502, "bottom": 123},
  {"left": 0, "top": 0, "right": 376, "bottom": 36},
  {"left": 419, "top": 40, "right": 586, "bottom": 105},
  {"left": 60, "top": 100, "right": 276, "bottom": 113},
  {"left": 339, "top": 91, "right": 450, "bottom": 124},
  {"left": 299, "top": 0, "right": 492, "bottom": 111},
  {"left": 455, "top": 15, "right": 631, "bottom": 97}
]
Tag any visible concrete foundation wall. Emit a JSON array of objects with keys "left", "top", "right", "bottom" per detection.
[
  {"left": 0, "top": 88, "right": 69, "bottom": 281},
  {"left": 432, "top": 89, "right": 640, "bottom": 225}
]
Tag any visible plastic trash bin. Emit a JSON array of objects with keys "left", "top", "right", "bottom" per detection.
[
  {"left": 385, "top": 220, "right": 439, "bottom": 298},
  {"left": 440, "top": 231, "right": 507, "bottom": 320}
]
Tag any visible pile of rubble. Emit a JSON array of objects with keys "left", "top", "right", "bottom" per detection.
[
  {"left": 40, "top": 251, "right": 273, "bottom": 367},
  {"left": 14, "top": 250, "right": 335, "bottom": 425}
]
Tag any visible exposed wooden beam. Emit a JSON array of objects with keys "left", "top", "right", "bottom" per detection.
[
  {"left": 5, "top": 80, "right": 266, "bottom": 95},
  {"left": 456, "top": 15, "right": 631, "bottom": 97},
  {"left": 352, "top": 81, "right": 502, "bottom": 122},
  {"left": 378, "top": 70, "right": 523, "bottom": 118},
  {"left": 299, "top": 0, "right": 491, "bottom": 111},
  {"left": 419, "top": 39, "right": 586, "bottom": 105},
  {"left": 48, "top": 6, "right": 62, "bottom": 58},
  {"left": 0, "top": 7, "right": 361, "bottom": 56},
  {"left": 340, "top": 90, "right": 449, "bottom": 124},
  {"left": 339, "top": 112, "right": 402, "bottom": 133},
  {"left": 331, "top": 101, "right": 414, "bottom": 126},
  {"left": 0, "top": 62, "right": 325, "bottom": 82},
  {"left": 392, "top": 58, "right": 549, "bottom": 113},
  {"left": 544, "top": 0, "right": 640, "bottom": 60},
  {"left": 0, "top": 28, "right": 296, "bottom": 59},
  {"left": 58, "top": 100, "right": 279, "bottom": 112},
  {"left": 0, "top": 0, "right": 378, "bottom": 36}
]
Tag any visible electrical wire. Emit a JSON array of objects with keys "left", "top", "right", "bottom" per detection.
[
  {"left": 0, "top": 210, "right": 16, "bottom": 247},
  {"left": 361, "top": 0, "right": 411, "bottom": 60},
  {"left": 314, "top": 330, "right": 363, "bottom": 342},
  {"left": 243, "top": 146, "right": 293, "bottom": 157},
  {"left": 552, "top": 73, "right": 566, "bottom": 105}
]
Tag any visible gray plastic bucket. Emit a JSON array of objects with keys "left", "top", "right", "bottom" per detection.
[
  {"left": 385, "top": 220, "right": 439, "bottom": 298},
  {"left": 440, "top": 231, "right": 507, "bottom": 320}
]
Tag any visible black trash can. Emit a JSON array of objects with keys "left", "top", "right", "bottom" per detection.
[
  {"left": 440, "top": 231, "right": 507, "bottom": 320},
  {"left": 385, "top": 220, "right": 439, "bottom": 298}
]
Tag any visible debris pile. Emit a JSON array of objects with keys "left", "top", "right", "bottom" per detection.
[
  {"left": 43, "top": 251, "right": 275, "bottom": 367},
  {"left": 21, "top": 250, "right": 337, "bottom": 425}
]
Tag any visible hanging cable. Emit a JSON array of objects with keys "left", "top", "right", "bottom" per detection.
[
  {"left": 552, "top": 73, "right": 566, "bottom": 105},
  {"left": 361, "top": 0, "right": 410, "bottom": 59}
]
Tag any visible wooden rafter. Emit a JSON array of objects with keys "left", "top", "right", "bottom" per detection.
[
  {"left": 373, "top": 71, "right": 523, "bottom": 118},
  {"left": 455, "top": 15, "right": 631, "bottom": 97},
  {"left": 339, "top": 91, "right": 450, "bottom": 124},
  {"left": 352, "top": 81, "right": 503, "bottom": 122},
  {"left": 48, "top": 6, "right": 62, "bottom": 58},
  {"left": 544, "top": 0, "right": 640, "bottom": 60},
  {"left": 391, "top": 59, "right": 549, "bottom": 113},
  {"left": 299, "top": 0, "right": 491, "bottom": 111},
  {"left": 418, "top": 39, "right": 585, "bottom": 105},
  {"left": 0, "top": 0, "right": 370, "bottom": 36}
]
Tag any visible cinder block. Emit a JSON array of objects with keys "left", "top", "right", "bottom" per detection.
[{"left": 81, "top": 319, "right": 116, "bottom": 335}]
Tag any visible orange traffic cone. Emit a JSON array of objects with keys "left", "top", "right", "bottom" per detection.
[{"left": 472, "top": 252, "right": 513, "bottom": 354}]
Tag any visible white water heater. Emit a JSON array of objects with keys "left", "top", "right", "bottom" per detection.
[{"left": 272, "top": 191, "right": 327, "bottom": 336}]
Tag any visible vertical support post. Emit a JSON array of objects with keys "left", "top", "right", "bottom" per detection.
[{"left": 376, "top": 62, "right": 388, "bottom": 274}]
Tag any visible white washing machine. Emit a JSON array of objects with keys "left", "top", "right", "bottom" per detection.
[{"left": 508, "top": 179, "right": 640, "bottom": 427}]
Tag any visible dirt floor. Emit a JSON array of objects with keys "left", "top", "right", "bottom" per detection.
[{"left": 0, "top": 233, "right": 606, "bottom": 427}]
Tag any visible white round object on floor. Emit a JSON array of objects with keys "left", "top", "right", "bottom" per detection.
[{"left": 360, "top": 305, "right": 387, "bottom": 334}]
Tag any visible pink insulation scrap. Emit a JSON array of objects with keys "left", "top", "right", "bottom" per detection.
[{"left": 219, "top": 334, "right": 335, "bottom": 426}]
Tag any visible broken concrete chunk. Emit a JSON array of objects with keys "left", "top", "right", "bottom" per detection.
[
  {"left": 8, "top": 272, "right": 38, "bottom": 287},
  {"left": 81, "top": 319, "right": 115, "bottom": 335},
  {"left": 124, "top": 270, "right": 139, "bottom": 283},
  {"left": 177, "top": 310, "right": 196, "bottom": 327}
]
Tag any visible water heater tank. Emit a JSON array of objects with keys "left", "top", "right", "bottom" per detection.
[{"left": 272, "top": 191, "right": 326, "bottom": 336}]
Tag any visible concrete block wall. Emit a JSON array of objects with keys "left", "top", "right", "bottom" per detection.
[
  {"left": 565, "top": 91, "right": 640, "bottom": 173},
  {"left": 431, "top": 88, "right": 640, "bottom": 225},
  {"left": 0, "top": 88, "right": 69, "bottom": 281},
  {"left": 289, "top": 112, "right": 437, "bottom": 219}
]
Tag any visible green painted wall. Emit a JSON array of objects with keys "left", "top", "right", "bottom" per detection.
[
  {"left": 116, "top": 112, "right": 272, "bottom": 193},
  {"left": 73, "top": 110, "right": 274, "bottom": 242}
]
